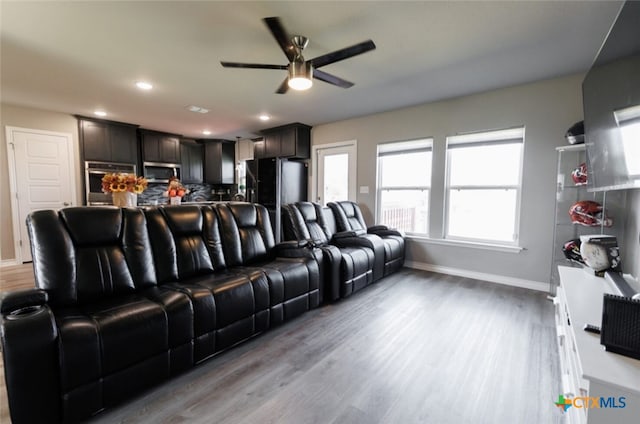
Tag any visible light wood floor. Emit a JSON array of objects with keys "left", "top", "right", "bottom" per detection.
[{"left": 0, "top": 265, "right": 562, "bottom": 424}]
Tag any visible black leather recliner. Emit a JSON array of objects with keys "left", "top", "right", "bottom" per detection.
[
  {"left": 0, "top": 203, "right": 320, "bottom": 424},
  {"left": 283, "top": 202, "right": 375, "bottom": 300},
  {"left": 328, "top": 201, "right": 405, "bottom": 277}
]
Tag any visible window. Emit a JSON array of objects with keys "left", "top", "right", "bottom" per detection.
[
  {"left": 445, "top": 127, "right": 524, "bottom": 244},
  {"left": 377, "top": 138, "right": 432, "bottom": 235}
]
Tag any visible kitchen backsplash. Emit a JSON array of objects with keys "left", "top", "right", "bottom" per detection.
[{"left": 138, "top": 183, "right": 235, "bottom": 205}]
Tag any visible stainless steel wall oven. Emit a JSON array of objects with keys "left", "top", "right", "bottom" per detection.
[{"left": 85, "top": 161, "right": 137, "bottom": 205}]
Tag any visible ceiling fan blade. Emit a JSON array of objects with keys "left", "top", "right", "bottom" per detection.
[
  {"left": 220, "top": 61, "right": 287, "bottom": 70},
  {"left": 275, "top": 77, "right": 289, "bottom": 94},
  {"left": 263, "top": 17, "right": 296, "bottom": 62},
  {"left": 313, "top": 69, "right": 354, "bottom": 88},
  {"left": 309, "top": 40, "right": 376, "bottom": 69}
]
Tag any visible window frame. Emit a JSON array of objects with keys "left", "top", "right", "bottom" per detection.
[
  {"left": 444, "top": 127, "right": 525, "bottom": 246},
  {"left": 376, "top": 138, "right": 433, "bottom": 237}
]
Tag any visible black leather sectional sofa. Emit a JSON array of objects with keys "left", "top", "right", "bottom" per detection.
[
  {"left": 0, "top": 201, "right": 403, "bottom": 423},
  {"left": 0, "top": 203, "right": 320, "bottom": 423}
]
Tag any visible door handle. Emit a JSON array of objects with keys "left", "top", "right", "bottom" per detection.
[{"left": 63, "top": 202, "right": 70, "bottom": 206}]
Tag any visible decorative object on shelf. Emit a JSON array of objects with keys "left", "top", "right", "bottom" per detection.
[
  {"left": 571, "top": 162, "right": 588, "bottom": 186},
  {"left": 569, "top": 200, "right": 613, "bottom": 227},
  {"left": 564, "top": 120, "right": 584, "bottom": 145},
  {"left": 101, "top": 173, "right": 148, "bottom": 207},
  {"left": 579, "top": 234, "right": 621, "bottom": 274},
  {"left": 562, "top": 238, "right": 585, "bottom": 264},
  {"left": 163, "top": 176, "right": 189, "bottom": 205}
]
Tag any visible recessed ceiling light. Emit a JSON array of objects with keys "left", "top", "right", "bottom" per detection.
[
  {"left": 94, "top": 110, "right": 107, "bottom": 117},
  {"left": 202, "top": 130, "right": 211, "bottom": 135},
  {"left": 135, "top": 81, "right": 153, "bottom": 90},
  {"left": 187, "top": 105, "right": 209, "bottom": 114},
  {"left": 259, "top": 114, "right": 270, "bottom": 121}
]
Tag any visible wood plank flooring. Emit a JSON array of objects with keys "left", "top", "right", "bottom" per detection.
[{"left": 0, "top": 265, "right": 562, "bottom": 424}]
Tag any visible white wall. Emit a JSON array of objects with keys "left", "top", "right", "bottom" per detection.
[
  {"left": 312, "top": 74, "right": 586, "bottom": 286},
  {"left": 0, "top": 103, "right": 80, "bottom": 262}
]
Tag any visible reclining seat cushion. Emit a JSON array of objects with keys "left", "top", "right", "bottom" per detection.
[
  {"left": 328, "top": 201, "right": 404, "bottom": 277},
  {"left": 54, "top": 295, "right": 169, "bottom": 418},
  {"left": 217, "top": 203, "right": 319, "bottom": 324},
  {"left": 327, "top": 202, "right": 385, "bottom": 282},
  {"left": 311, "top": 203, "right": 375, "bottom": 296},
  {"left": 154, "top": 206, "right": 270, "bottom": 358}
]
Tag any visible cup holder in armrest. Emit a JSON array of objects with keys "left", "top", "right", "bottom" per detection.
[{"left": 5, "top": 305, "right": 45, "bottom": 320}]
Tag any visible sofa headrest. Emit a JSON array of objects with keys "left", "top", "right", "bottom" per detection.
[
  {"left": 297, "top": 202, "right": 318, "bottom": 222},
  {"left": 227, "top": 203, "right": 258, "bottom": 228},
  {"left": 162, "top": 206, "right": 203, "bottom": 235},
  {"left": 60, "top": 207, "right": 122, "bottom": 245}
]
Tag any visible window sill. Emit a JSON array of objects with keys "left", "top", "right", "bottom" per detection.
[{"left": 406, "top": 235, "right": 525, "bottom": 254}]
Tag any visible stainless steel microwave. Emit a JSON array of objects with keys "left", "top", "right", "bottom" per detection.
[
  {"left": 143, "top": 162, "right": 181, "bottom": 183},
  {"left": 85, "top": 161, "right": 137, "bottom": 206}
]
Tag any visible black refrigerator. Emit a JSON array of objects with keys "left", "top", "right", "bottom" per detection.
[{"left": 246, "top": 158, "right": 307, "bottom": 241}]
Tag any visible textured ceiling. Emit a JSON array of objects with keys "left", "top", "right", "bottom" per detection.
[{"left": 0, "top": 1, "right": 623, "bottom": 139}]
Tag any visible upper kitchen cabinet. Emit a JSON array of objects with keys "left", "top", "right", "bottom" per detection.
[
  {"left": 259, "top": 123, "right": 311, "bottom": 159},
  {"left": 76, "top": 116, "right": 139, "bottom": 164},
  {"left": 236, "top": 138, "right": 255, "bottom": 162},
  {"left": 180, "top": 139, "right": 204, "bottom": 184},
  {"left": 203, "top": 139, "right": 235, "bottom": 184},
  {"left": 139, "top": 129, "right": 181, "bottom": 164}
]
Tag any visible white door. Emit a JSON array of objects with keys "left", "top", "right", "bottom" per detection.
[
  {"left": 6, "top": 127, "right": 76, "bottom": 263},
  {"left": 313, "top": 141, "right": 357, "bottom": 205}
]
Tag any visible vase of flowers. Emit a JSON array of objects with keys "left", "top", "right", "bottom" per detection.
[
  {"left": 101, "top": 173, "right": 148, "bottom": 207},
  {"left": 164, "top": 176, "right": 189, "bottom": 205}
]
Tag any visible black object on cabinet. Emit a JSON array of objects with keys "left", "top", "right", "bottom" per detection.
[{"left": 246, "top": 158, "right": 307, "bottom": 241}]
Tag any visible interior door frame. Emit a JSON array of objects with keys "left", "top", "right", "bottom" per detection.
[
  {"left": 311, "top": 140, "right": 358, "bottom": 205},
  {"left": 5, "top": 126, "right": 77, "bottom": 264}
]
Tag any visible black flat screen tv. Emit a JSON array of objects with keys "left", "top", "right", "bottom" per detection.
[{"left": 583, "top": 0, "right": 640, "bottom": 192}]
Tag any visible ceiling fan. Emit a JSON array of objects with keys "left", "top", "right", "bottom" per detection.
[{"left": 220, "top": 17, "right": 376, "bottom": 94}]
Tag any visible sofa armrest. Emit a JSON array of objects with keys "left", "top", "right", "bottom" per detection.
[
  {"left": 332, "top": 229, "right": 366, "bottom": 240},
  {"left": 367, "top": 225, "right": 389, "bottom": 232},
  {"left": 0, "top": 289, "right": 48, "bottom": 315},
  {"left": 275, "top": 240, "right": 316, "bottom": 259},
  {"left": 368, "top": 227, "right": 404, "bottom": 238},
  {"left": 1, "top": 289, "right": 61, "bottom": 423}
]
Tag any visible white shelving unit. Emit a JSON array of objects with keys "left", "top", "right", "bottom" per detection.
[{"left": 555, "top": 266, "right": 640, "bottom": 424}]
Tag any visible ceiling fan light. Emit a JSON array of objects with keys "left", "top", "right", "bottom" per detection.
[{"left": 288, "top": 61, "right": 313, "bottom": 91}]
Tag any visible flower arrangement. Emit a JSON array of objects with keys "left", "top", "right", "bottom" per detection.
[
  {"left": 101, "top": 173, "right": 148, "bottom": 194},
  {"left": 164, "top": 176, "right": 189, "bottom": 198}
]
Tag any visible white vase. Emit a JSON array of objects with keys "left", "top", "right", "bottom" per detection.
[
  {"left": 112, "top": 191, "right": 137, "bottom": 207},
  {"left": 170, "top": 196, "right": 182, "bottom": 205}
]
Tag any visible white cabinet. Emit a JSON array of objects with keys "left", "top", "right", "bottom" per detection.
[
  {"left": 555, "top": 266, "right": 640, "bottom": 424},
  {"left": 550, "top": 145, "right": 626, "bottom": 294}
]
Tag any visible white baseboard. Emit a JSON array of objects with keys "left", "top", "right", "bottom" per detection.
[
  {"left": 405, "top": 260, "right": 549, "bottom": 293},
  {"left": 1, "top": 259, "right": 19, "bottom": 268}
]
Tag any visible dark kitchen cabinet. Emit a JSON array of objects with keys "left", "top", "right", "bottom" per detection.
[
  {"left": 203, "top": 139, "right": 235, "bottom": 184},
  {"left": 76, "top": 116, "right": 138, "bottom": 164},
  {"left": 140, "top": 129, "right": 181, "bottom": 164},
  {"left": 258, "top": 122, "right": 311, "bottom": 159},
  {"left": 180, "top": 139, "right": 204, "bottom": 183},
  {"left": 253, "top": 138, "right": 266, "bottom": 159}
]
